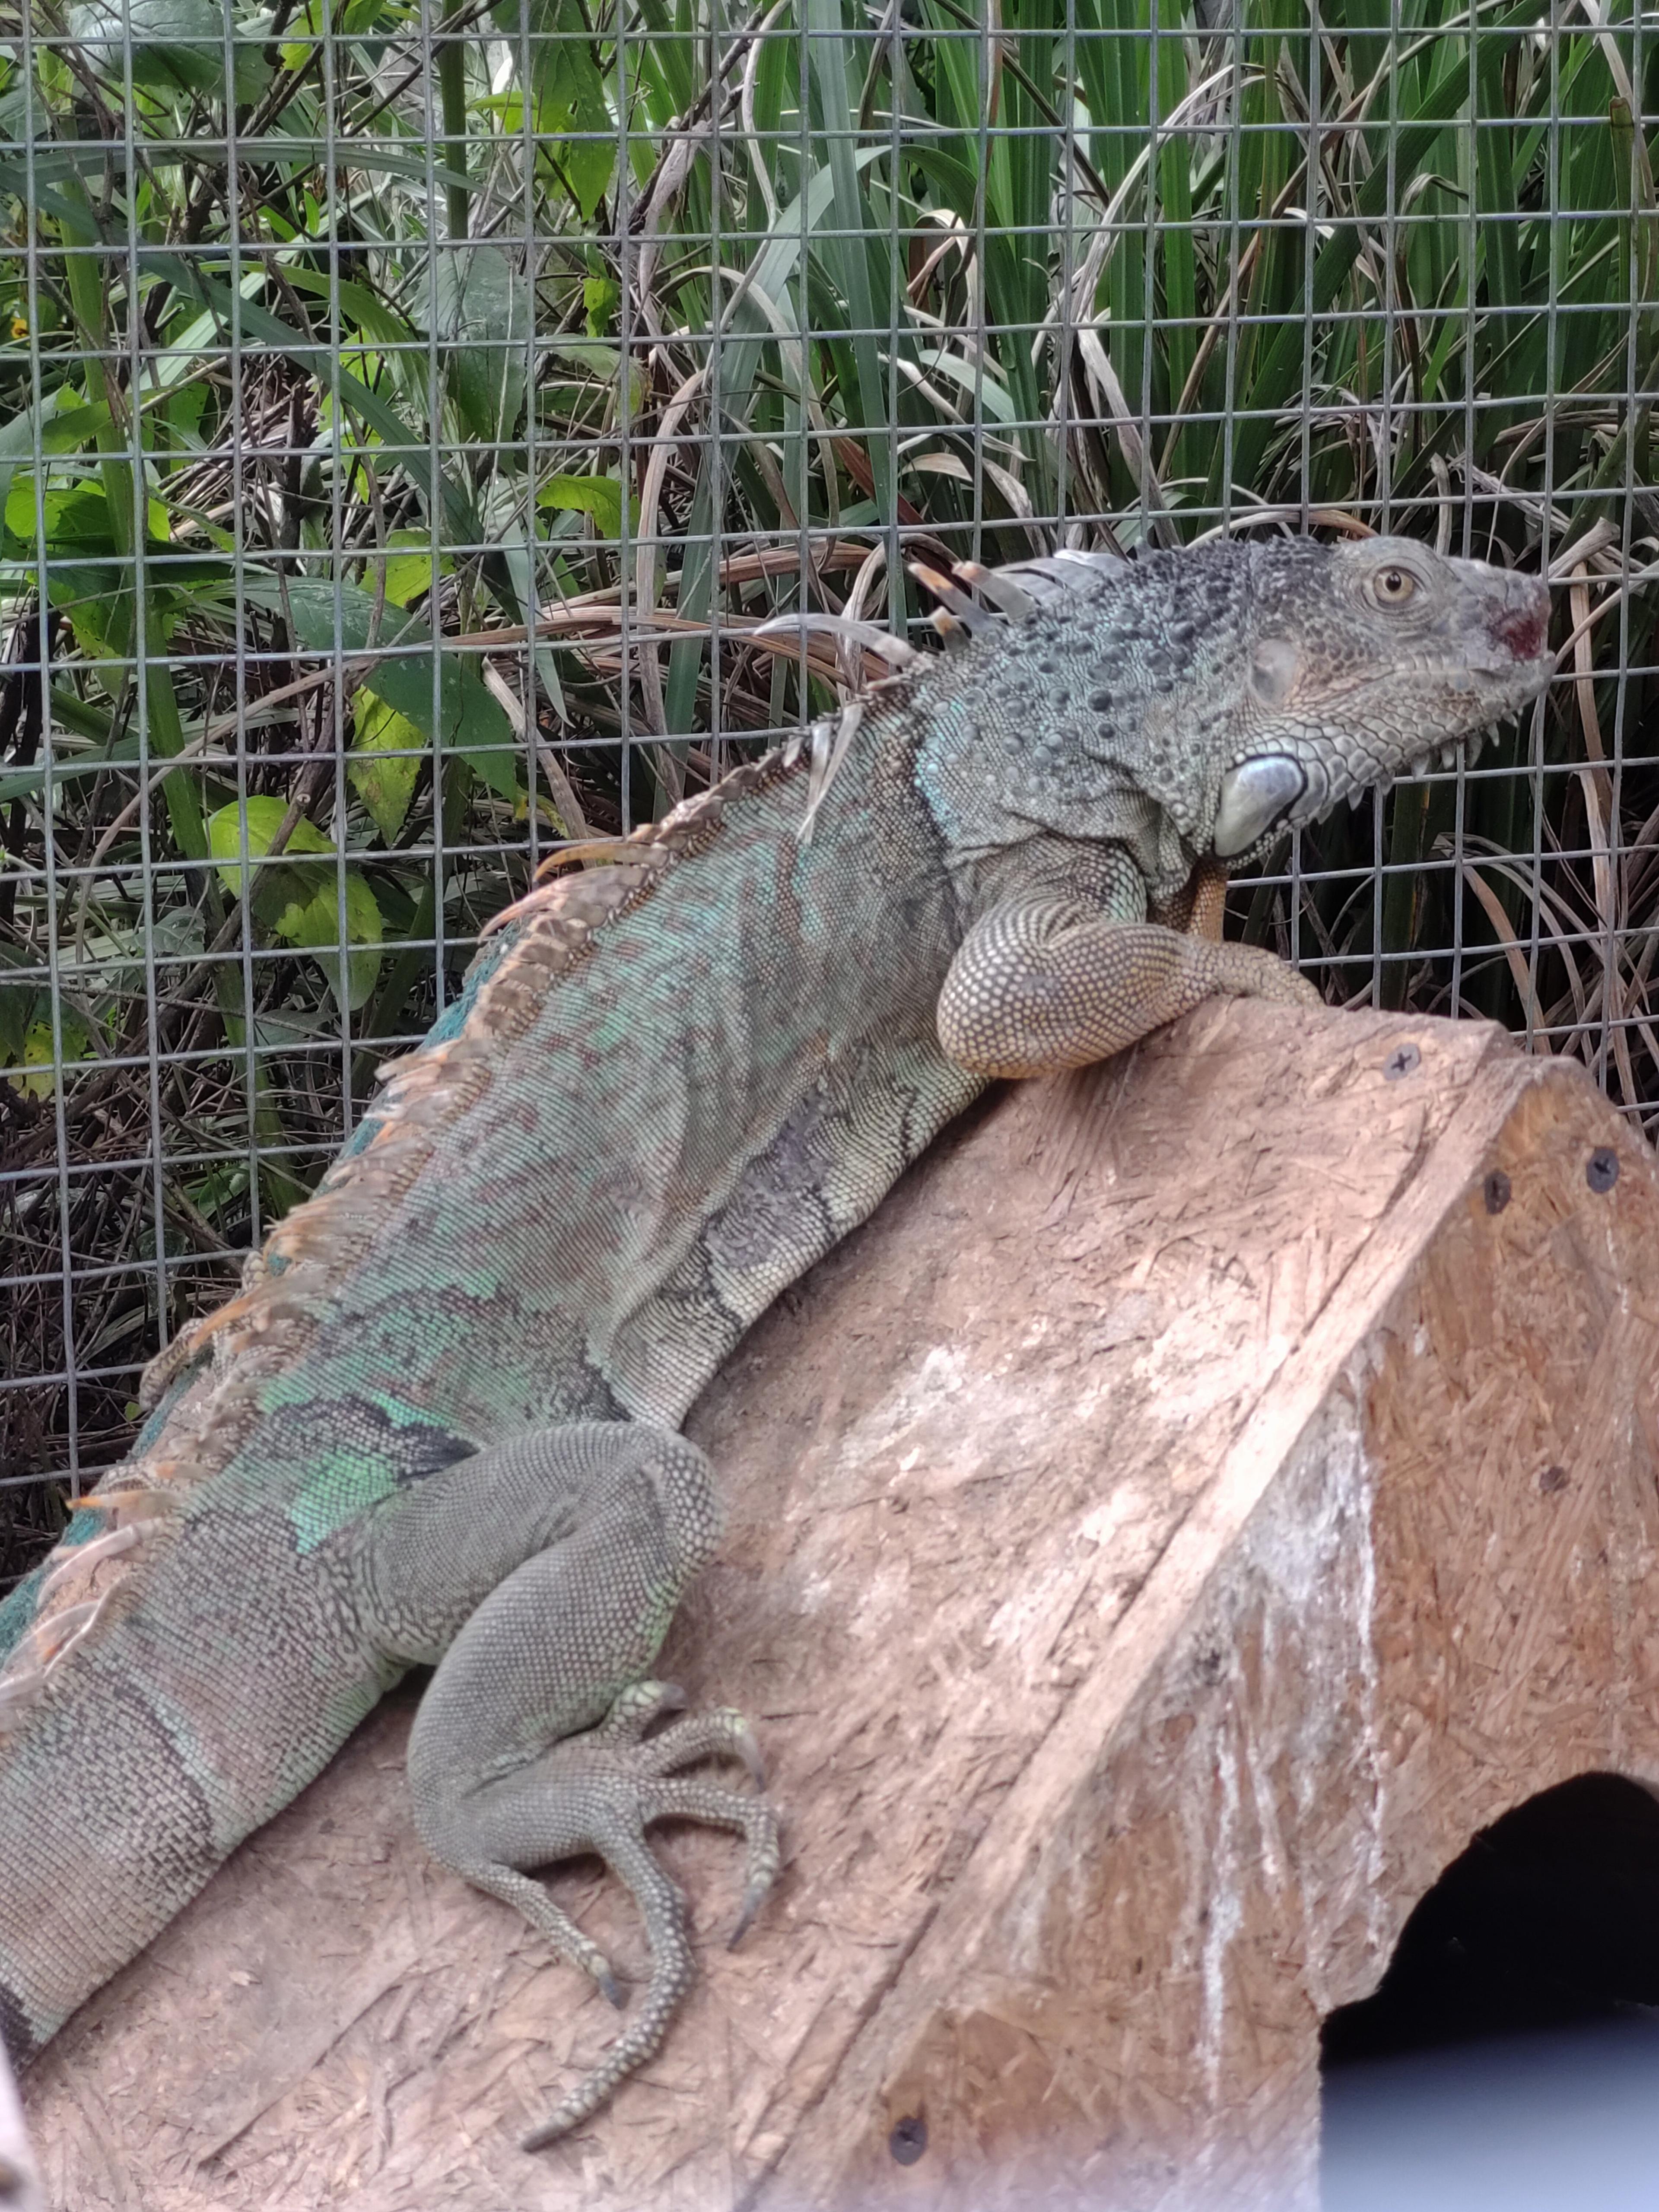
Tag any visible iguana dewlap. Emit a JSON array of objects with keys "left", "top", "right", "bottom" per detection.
[{"left": 0, "top": 536, "right": 1552, "bottom": 2146}]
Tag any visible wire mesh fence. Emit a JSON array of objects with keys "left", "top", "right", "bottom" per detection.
[{"left": 0, "top": 0, "right": 1655, "bottom": 1564}]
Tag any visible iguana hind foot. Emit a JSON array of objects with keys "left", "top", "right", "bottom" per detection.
[
  {"left": 494, "top": 1727, "right": 781, "bottom": 2149},
  {"left": 369, "top": 1423, "right": 780, "bottom": 2145}
]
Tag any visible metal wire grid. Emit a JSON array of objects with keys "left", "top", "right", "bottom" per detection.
[{"left": 0, "top": 0, "right": 1654, "bottom": 1530}]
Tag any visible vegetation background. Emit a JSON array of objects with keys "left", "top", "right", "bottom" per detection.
[{"left": 1, "top": 0, "right": 1655, "bottom": 1569}]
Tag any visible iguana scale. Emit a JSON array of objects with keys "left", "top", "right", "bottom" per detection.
[{"left": 0, "top": 535, "right": 1552, "bottom": 2145}]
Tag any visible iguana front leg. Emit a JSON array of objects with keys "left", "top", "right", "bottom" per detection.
[
  {"left": 937, "top": 875, "right": 1318, "bottom": 1079},
  {"left": 359, "top": 1422, "right": 779, "bottom": 2147},
  {"left": 1155, "top": 852, "right": 1229, "bottom": 943}
]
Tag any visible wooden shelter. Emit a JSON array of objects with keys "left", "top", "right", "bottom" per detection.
[{"left": 29, "top": 1002, "right": 1659, "bottom": 2211}]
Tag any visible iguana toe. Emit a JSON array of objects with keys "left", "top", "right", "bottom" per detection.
[{"left": 592, "top": 1679, "right": 689, "bottom": 1744}]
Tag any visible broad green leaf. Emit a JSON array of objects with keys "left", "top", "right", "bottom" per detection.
[
  {"left": 0, "top": 985, "right": 35, "bottom": 1070},
  {"left": 210, "top": 794, "right": 335, "bottom": 898},
  {"left": 584, "top": 274, "right": 619, "bottom": 333},
  {"left": 492, "top": 0, "right": 616, "bottom": 217},
  {"left": 361, "top": 529, "right": 447, "bottom": 610},
  {"left": 537, "top": 474, "right": 626, "bottom": 536},
  {"left": 209, "top": 797, "right": 383, "bottom": 1010},
  {"left": 283, "top": 871, "right": 383, "bottom": 1013},
  {"left": 0, "top": 397, "right": 112, "bottom": 532},
  {"left": 238, "top": 574, "right": 519, "bottom": 802},
  {"left": 540, "top": 41, "right": 615, "bottom": 219},
  {"left": 67, "top": 0, "right": 272, "bottom": 102},
  {"left": 4, "top": 479, "right": 169, "bottom": 553},
  {"left": 424, "top": 244, "right": 531, "bottom": 444},
  {"left": 7, "top": 1007, "right": 96, "bottom": 1098},
  {"left": 350, "top": 689, "right": 424, "bottom": 842},
  {"left": 52, "top": 566, "right": 132, "bottom": 678}
]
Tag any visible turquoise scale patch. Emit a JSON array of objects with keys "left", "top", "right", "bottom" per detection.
[
  {"left": 287, "top": 1444, "right": 407, "bottom": 1553},
  {"left": 0, "top": 1566, "right": 45, "bottom": 1658}
]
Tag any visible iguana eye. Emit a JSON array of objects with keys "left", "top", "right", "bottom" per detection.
[{"left": 1371, "top": 566, "right": 1417, "bottom": 607}]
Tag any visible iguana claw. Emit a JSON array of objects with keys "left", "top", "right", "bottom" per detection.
[{"left": 729, "top": 1870, "right": 771, "bottom": 1948}]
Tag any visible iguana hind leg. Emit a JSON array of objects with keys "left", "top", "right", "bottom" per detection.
[{"left": 360, "top": 1421, "right": 779, "bottom": 2147}]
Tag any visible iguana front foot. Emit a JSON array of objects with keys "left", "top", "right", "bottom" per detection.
[{"left": 938, "top": 893, "right": 1320, "bottom": 1078}]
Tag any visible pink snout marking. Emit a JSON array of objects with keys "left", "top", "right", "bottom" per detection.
[{"left": 1489, "top": 597, "right": 1549, "bottom": 663}]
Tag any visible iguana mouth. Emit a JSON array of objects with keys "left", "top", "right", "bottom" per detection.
[{"left": 1284, "top": 718, "right": 1511, "bottom": 838}]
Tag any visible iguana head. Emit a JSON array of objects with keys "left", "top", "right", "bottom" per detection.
[
  {"left": 1205, "top": 534, "right": 1554, "bottom": 864},
  {"left": 897, "top": 534, "right": 1554, "bottom": 901}
]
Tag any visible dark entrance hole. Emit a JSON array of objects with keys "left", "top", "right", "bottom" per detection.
[{"left": 1321, "top": 1773, "right": 1659, "bottom": 2210}]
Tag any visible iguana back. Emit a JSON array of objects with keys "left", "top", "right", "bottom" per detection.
[{"left": 0, "top": 536, "right": 1552, "bottom": 2143}]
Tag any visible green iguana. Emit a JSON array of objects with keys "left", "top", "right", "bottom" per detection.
[{"left": 0, "top": 534, "right": 1552, "bottom": 2147}]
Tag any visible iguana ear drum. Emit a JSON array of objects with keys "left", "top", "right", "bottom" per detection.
[{"left": 1214, "top": 756, "right": 1306, "bottom": 858}]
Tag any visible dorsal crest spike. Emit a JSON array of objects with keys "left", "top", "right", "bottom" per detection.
[
  {"left": 906, "top": 560, "right": 994, "bottom": 633},
  {"left": 951, "top": 559, "right": 1036, "bottom": 620}
]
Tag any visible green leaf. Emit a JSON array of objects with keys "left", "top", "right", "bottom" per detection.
[
  {"left": 492, "top": 0, "right": 616, "bottom": 217},
  {"left": 0, "top": 984, "right": 36, "bottom": 1071},
  {"left": 210, "top": 793, "right": 334, "bottom": 898},
  {"left": 361, "top": 528, "right": 447, "bottom": 610},
  {"left": 542, "top": 41, "right": 615, "bottom": 219},
  {"left": 209, "top": 797, "right": 383, "bottom": 1010},
  {"left": 3, "top": 477, "right": 169, "bottom": 554},
  {"left": 536, "top": 473, "right": 626, "bottom": 536},
  {"left": 283, "top": 871, "right": 383, "bottom": 1013},
  {"left": 350, "top": 689, "right": 424, "bottom": 842},
  {"left": 238, "top": 573, "right": 519, "bottom": 802},
  {"left": 51, "top": 565, "right": 132, "bottom": 677},
  {"left": 583, "top": 273, "right": 619, "bottom": 333},
  {"left": 6, "top": 1007, "right": 96, "bottom": 1098},
  {"left": 426, "top": 244, "right": 531, "bottom": 443},
  {"left": 67, "top": 0, "right": 272, "bottom": 102},
  {"left": 0, "top": 397, "right": 112, "bottom": 532}
]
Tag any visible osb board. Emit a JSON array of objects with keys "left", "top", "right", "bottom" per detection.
[
  {"left": 804, "top": 1070, "right": 1659, "bottom": 2212},
  {"left": 27, "top": 1004, "right": 1656, "bottom": 2211}
]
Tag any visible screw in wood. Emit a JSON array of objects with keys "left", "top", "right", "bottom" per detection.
[{"left": 889, "top": 2115, "right": 928, "bottom": 2165}]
